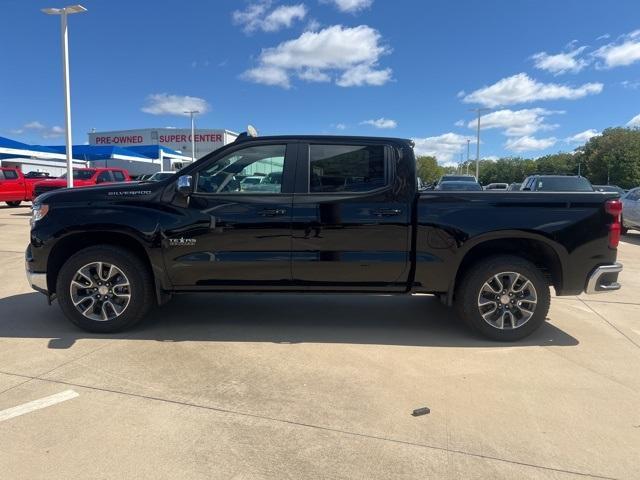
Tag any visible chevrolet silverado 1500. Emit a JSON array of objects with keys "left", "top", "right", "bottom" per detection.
[{"left": 26, "top": 135, "right": 623, "bottom": 341}]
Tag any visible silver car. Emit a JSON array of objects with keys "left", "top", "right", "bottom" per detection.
[{"left": 622, "top": 187, "right": 640, "bottom": 233}]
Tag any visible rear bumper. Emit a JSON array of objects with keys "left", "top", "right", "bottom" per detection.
[{"left": 585, "top": 263, "right": 622, "bottom": 294}]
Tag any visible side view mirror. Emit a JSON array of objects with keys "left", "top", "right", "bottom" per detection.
[
  {"left": 522, "top": 187, "right": 531, "bottom": 191},
  {"left": 177, "top": 175, "right": 193, "bottom": 196}
]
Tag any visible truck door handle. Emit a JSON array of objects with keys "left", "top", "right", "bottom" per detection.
[
  {"left": 259, "top": 208, "right": 287, "bottom": 217},
  {"left": 372, "top": 208, "right": 402, "bottom": 217}
]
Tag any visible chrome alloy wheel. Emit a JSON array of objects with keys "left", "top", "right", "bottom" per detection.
[
  {"left": 477, "top": 272, "right": 538, "bottom": 330},
  {"left": 69, "top": 262, "right": 131, "bottom": 321}
]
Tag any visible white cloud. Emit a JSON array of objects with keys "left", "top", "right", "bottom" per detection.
[
  {"left": 462, "top": 73, "right": 603, "bottom": 107},
  {"left": 531, "top": 46, "right": 589, "bottom": 75},
  {"left": 412, "top": 132, "right": 474, "bottom": 163},
  {"left": 10, "top": 121, "right": 64, "bottom": 139},
  {"left": 305, "top": 19, "right": 321, "bottom": 31},
  {"left": 233, "top": 2, "right": 307, "bottom": 33},
  {"left": 621, "top": 80, "right": 640, "bottom": 89},
  {"left": 297, "top": 68, "right": 331, "bottom": 82},
  {"left": 594, "top": 30, "right": 640, "bottom": 68},
  {"left": 141, "top": 93, "right": 211, "bottom": 116},
  {"left": 324, "top": 0, "right": 373, "bottom": 13},
  {"left": 504, "top": 136, "right": 557, "bottom": 152},
  {"left": 333, "top": 123, "right": 347, "bottom": 130},
  {"left": 336, "top": 64, "right": 392, "bottom": 87},
  {"left": 242, "top": 66, "right": 292, "bottom": 88},
  {"left": 42, "top": 126, "right": 65, "bottom": 139},
  {"left": 24, "top": 121, "right": 45, "bottom": 130},
  {"left": 626, "top": 113, "right": 640, "bottom": 127},
  {"left": 454, "top": 119, "right": 465, "bottom": 127},
  {"left": 469, "top": 108, "right": 562, "bottom": 137},
  {"left": 242, "top": 25, "right": 392, "bottom": 88},
  {"left": 596, "top": 33, "right": 611, "bottom": 41},
  {"left": 565, "top": 129, "right": 600, "bottom": 143},
  {"left": 361, "top": 117, "right": 397, "bottom": 129}
]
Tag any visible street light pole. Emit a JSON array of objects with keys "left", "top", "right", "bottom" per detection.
[
  {"left": 42, "top": 5, "right": 86, "bottom": 188},
  {"left": 184, "top": 110, "right": 199, "bottom": 163},
  {"left": 469, "top": 108, "right": 490, "bottom": 180},
  {"left": 466, "top": 139, "right": 470, "bottom": 175}
]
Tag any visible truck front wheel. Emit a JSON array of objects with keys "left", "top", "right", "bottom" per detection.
[
  {"left": 6, "top": 201, "right": 21, "bottom": 207},
  {"left": 454, "top": 255, "right": 550, "bottom": 341},
  {"left": 56, "top": 245, "right": 155, "bottom": 333}
]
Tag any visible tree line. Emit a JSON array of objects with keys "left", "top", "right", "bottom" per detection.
[{"left": 416, "top": 127, "right": 640, "bottom": 189}]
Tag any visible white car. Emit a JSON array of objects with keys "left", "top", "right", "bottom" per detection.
[{"left": 621, "top": 187, "right": 640, "bottom": 233}]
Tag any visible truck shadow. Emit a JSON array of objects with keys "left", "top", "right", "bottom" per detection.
[{"left": 0, "top": 292, "right": 578, "bottom": 349}]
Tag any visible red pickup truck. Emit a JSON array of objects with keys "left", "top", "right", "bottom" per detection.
[
  {"left": 0, "top": 167, "right": 49, "bottom": 206},
  {"left": 33, "top": 168, "right": 131, "bottom": 198}
]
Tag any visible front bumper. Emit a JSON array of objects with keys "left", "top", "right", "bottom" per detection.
[
  {"left": 585, "top": 263, "right": 623, "bottom": 294},
  {"left": 26, "top": 269, "right": 48, "bottom": 294},
  {"left": 25, "top": 244, "right": 48, "bottom": 295}
]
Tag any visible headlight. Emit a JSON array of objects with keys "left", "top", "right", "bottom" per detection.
[{"left": 30, "top": 203, "right": 49, "bottom": 227}]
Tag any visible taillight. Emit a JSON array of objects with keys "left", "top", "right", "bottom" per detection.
[{"left": 605, "top": 199, "right": 623, "bottom": 249}]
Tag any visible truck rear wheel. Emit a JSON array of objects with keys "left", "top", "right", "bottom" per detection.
[
  {"left": 454, "top": 255, "right": 550, "bottom": 341},
  {"left": 6, "top": 201, "right": 21, "bottom": 207},
  {"left": 56, "top": 245, "right": 154, "bottom": 333}
]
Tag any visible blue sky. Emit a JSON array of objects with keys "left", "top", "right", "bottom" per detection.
[{"left": 1, "top": 0, "right": 640, "bottom": 164}]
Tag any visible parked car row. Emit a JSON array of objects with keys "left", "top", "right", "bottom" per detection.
[{"left": 0, "top": 167, "right": 132, "bottom": 206}]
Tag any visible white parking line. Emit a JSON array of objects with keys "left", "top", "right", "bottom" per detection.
[{"left": 0, "top": 390, "right": 79, "bottom": 422}]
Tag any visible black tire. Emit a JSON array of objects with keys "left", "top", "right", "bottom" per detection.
[
  {"left": 6, "top": 201, "right": 21, "bottom": 207},
  {"left": 56, "top": 245, "right": 155, "bottom": 333},
  {"left": 454, "top": 255, "right": 550, "bottom": 341}
]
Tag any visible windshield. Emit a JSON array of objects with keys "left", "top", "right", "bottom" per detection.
[
  {"left": 60, "top": 170, "right": 96, "bottom": 180},
  {"left": 536, "top": 177, "right": 593, "bottom": 192}
]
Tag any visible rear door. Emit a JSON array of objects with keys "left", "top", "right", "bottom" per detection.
[{"left": 290, "top": 142, "right": 411, "bottom": 291}]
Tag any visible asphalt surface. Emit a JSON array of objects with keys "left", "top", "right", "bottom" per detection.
[{"left": 0, "top": 203, "right": 639, "bottom": 479}]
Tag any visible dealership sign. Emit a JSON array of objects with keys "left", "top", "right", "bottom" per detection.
[{"left": 88, "top": 128, "right": 236, "bottom": 157}]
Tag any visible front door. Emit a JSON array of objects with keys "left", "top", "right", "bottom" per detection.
[
  {"left": 291, "top": 142, "right": 411, "bottom": 291},
  {"left": 164, "top": 142, "right": 296, "bottom": 288}
]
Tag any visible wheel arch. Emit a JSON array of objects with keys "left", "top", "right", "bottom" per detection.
[
  {"left": 447, "top": 232, "right": 566, "bottom": 305},
  {"left": 46, "top": 230, "right": 169, "bottom": 305}
]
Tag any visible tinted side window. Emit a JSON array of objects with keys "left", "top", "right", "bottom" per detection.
[
  {"left": 113, "top": 171, "right": 126, "bottom": 182},
  {"left": 196, "top": 144, "right": 286, "bottom": 194},
  {"left": 4, "top": 170, "right": 18, "bottom": 180},
  {"left": 309, "top": 144, "right": 386, "bottom": 193},
  {"left": 96, "top": 171, "right": 112, "bottom": 183},
  {"left": 0, "top": 171, "right": 5, "bottom": 180},
  {"left": 628, "top": 190, "right": 640, "bottom": 201}
]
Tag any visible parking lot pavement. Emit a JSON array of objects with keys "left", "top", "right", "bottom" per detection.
[{"left": 1, "top": 204, "right": 639, "bottom": 479}]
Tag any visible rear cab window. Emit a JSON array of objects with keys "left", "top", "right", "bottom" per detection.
[
  {"left": 113, "top": 171, "right": 126, "bottom": 182},
  {"left": 96, "top": 171, "right": 112, "bottom": 183},
  {"left": 3, "top": 169, "right": 18, "bottom": 180},
  {"left": 307, "top": 144, "right": 387, "bottom": 193},
  {"left": 535, "top": 177, "right": 593, "bottom": 192}
]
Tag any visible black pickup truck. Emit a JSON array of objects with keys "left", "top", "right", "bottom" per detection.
[{"left": 26, "top": 134, "right": 624, "bottom": 341}]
